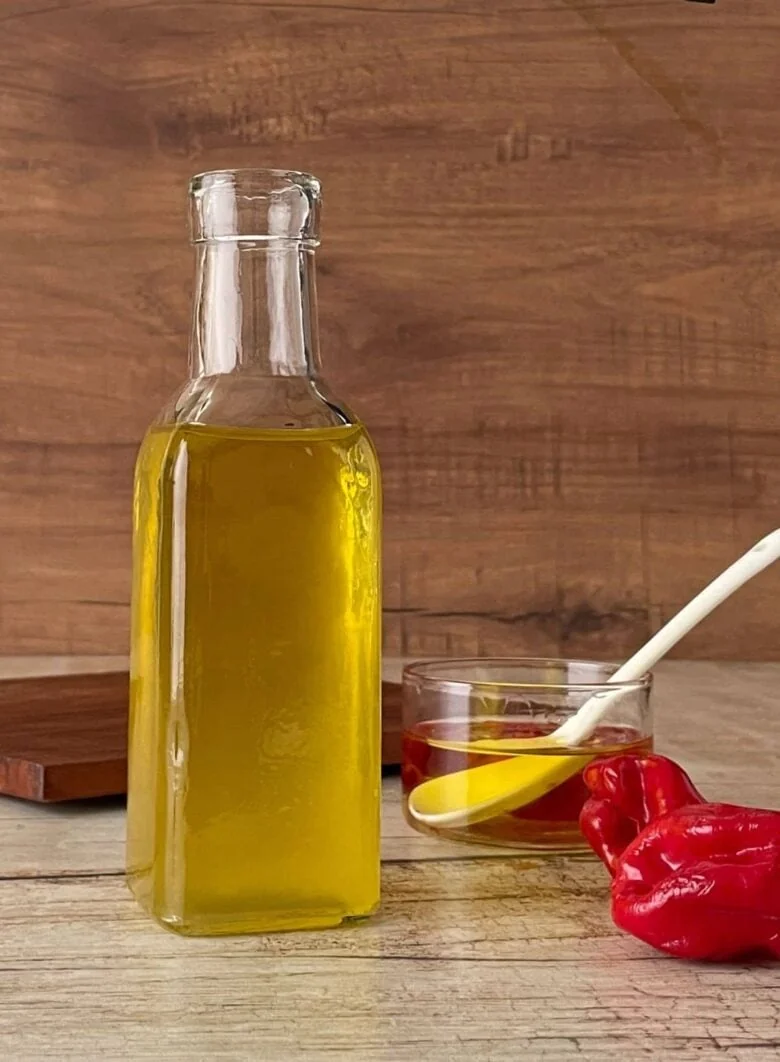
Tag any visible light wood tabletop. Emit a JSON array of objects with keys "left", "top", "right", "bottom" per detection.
[{"left": 0, "top": 658, "right": 778, "bottom": 1061}]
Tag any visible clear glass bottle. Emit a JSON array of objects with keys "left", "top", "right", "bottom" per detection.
[{"left": 126, "top": 169, "right": 381, "bottom": 935}]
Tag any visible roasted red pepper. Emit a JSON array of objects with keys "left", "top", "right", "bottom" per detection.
[{"left": 581, "top": 753, "right": 780, "bottom": 961}]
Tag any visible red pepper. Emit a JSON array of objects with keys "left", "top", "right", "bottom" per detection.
[
  {"left": 581, "top": 753, "right": 780, "bottom": 961},
  {"left": 580, "top": 753, "right": 705, "bottom": 872}
]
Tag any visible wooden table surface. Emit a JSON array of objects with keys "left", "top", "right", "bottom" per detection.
[{"left": 0, "top": 658, "right": 778, "bottom": 1061}]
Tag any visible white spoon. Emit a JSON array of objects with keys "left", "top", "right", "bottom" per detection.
[{"left": 408, "top": 529, "right": 780, "bottom": 829}]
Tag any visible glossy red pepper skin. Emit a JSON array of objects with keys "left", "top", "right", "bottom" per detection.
[
  {"left": 581, "top": 754, "right": 780, "bottom": 961},
  {"left": 613, "top": 803, "right": 780, "bottom": 960},
  {"left": 580, "top": 753, "right": 704, "bottom": 872}
]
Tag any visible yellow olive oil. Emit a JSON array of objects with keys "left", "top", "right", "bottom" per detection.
[{"left": 127, "top": 421, "right": 381, "bottom": 935}]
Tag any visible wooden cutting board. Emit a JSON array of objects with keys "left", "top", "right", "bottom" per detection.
[{"left": 0, "top": 672, "right": 403, "bottom": 802}]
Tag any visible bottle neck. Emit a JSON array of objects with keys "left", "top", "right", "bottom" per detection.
[{"left": 189, "top": 241, "right": 320, "bottom": 378}]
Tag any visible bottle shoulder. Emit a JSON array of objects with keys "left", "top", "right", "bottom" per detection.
[{"left": 154, "top": 374, "right": 359, "bottom": 432}]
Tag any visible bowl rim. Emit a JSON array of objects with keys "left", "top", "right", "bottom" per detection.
[{"left": 401, "top": 656, "right": 653, "bottom": 694}]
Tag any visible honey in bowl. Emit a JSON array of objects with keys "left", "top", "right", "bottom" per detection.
[{"left": 402, "top": 717, "right": 652, "bottom": 851}]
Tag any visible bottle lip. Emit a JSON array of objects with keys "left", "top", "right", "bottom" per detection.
[
  {"left": 189, "top": 168, "right": 321, "bottom": 196},
  {"left": 188, "top": 168, "right": 321, "bottom": 246}
]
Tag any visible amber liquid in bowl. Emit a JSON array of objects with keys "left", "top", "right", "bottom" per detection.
[{"left": 402, "top": 718, "right": 652, "bottom": 851}]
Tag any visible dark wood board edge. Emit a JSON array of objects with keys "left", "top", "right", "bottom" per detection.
[
  {"left": 0, "top": 756, "right": 46, "bottom": 802},
  {"left": 42, "top": 759, "right": 128, "bottom": 803}
]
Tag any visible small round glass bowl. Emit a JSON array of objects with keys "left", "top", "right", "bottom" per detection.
[{"left": 401, "top": 658, "right": 653, "bottom": 853}]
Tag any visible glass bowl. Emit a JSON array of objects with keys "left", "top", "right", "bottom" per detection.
[{"left": 401, "top": 658, "right": 653, "bottom": 852}]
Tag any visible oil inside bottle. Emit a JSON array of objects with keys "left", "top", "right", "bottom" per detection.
[{"left": 127, "top": 421, "right": 381, "bottom": 935}]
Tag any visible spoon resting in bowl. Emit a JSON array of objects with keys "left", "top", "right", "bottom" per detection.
[{"left": 407, "top": 529, "right": 780, "bottom": 829}]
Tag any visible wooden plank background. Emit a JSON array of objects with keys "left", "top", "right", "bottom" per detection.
[{"left": 1, "top": 0, "right": 779, "bottom": 659}]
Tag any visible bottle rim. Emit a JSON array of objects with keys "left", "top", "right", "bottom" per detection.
[
  {"left": 188, "top": 168, "right": 321, "bottom": 246},
  {"left": 189, "top": 168, "right": 320, "bottom": 196}
]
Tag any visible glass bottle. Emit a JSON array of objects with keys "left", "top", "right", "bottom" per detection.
[{"left": 126, "top": 169, "right": 381, "bottom": 935}]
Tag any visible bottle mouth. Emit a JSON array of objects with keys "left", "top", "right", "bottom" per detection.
[{"left": 188, "top": 168, "right": 321, "bottom": 246}]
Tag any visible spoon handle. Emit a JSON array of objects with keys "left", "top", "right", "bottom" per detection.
[{"left": 555, "top": 529, "right": 780, "bottom": 745}]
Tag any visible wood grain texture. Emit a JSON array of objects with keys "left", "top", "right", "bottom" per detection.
[
  {"left": 0, "top": 671, "right": 127, "bottom": 800},
  {"left": 1, "top": 1, "right": 780, "bottom": 657},
  {"left": 0, "top": 658, "right": 778, "bottom": 1060},
  {"left": 0, "top": 670, "right": 402, "bottom": 801},
  {"left": 4, "top": 868, "right": 780, "bottom": 1062}
]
